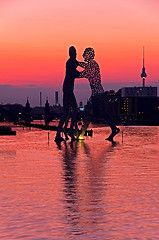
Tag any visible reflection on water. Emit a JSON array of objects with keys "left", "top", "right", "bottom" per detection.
[{"left": 0, "top": 126, "right": 159, "bottom": 239}]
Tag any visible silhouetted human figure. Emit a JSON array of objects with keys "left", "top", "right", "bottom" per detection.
[
  {"left": 55, "top": 46, "right": 80, "bottom": 142},
  {"left": 78, "top": 47, "right": 120, "bottom": 141}
]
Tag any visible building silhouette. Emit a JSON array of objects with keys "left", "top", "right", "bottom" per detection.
[
  {"left": 44, "top": 98, "right": 51, "bottom": 125},
  {"left": 92, "top": 48, "right": 159, "bottom": 123},
  {"left": 23, "top": 98, "right": 32, "bottom": 123}
]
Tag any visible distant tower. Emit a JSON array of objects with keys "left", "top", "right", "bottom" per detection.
[
  {"left": 55, "top": 91, "right": 58, "bottom": 106},
  {"left": 23, "top": 97, "right": 32, "bottom": 123},
  {"left": 44, "top": 97, "right": 51, "bottom": 125},
  {"left": 141, "top": 46, "right": 147, "bottom": 87},
  {"left": 40, "top": 92, "right": 42, "bottom": 107}
]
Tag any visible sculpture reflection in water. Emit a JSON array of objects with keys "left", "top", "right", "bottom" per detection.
[{"left": 55, "top": 139, "right": 118, "bottom": 234}]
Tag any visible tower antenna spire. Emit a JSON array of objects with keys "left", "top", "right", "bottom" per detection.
[
  {"left": 141, "top": 46, "right": 147, "bottom": 87},
  {"left": 143, "top": 46, "right": 144, "bottom": 67},
  {"left": 143, "top": 46, "right": 145, "bottom": 68}
]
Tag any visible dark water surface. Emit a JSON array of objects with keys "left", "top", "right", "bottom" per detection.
[{"left": 0, "top": 126, "right": 159, "bottom": 239}]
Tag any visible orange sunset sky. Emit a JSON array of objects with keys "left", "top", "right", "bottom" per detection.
[{"left": 0, "top": 0, "right": 159, "bottom": 105}]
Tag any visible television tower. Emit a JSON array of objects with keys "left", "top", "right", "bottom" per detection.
[{"left": 141, "top": 46, "right": 147, "bottom": 87}]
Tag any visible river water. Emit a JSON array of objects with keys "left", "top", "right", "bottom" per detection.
[{"left": 0, "top": 126, "right": 159, "bottom": 240}]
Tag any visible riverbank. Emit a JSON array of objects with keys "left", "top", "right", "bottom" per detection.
[{"left": 15, "top": 119, "right": 159, "bottom": 132}]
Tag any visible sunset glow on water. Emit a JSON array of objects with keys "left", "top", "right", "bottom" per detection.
[{"left": 0, "top": 126, "right": 159, "bottom": 239}]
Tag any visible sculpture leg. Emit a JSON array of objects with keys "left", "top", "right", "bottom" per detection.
[{"left": 77, "top": 101, "right": 93, "bottom": 140}]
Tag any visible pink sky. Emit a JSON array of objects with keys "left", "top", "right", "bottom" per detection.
[{"left": 0, "top": 0, "right": 159, "bottom": 90}]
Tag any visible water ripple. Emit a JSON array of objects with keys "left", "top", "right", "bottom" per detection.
[{"left": 0, "top": 126, "right": 159, "bottom": 239}]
